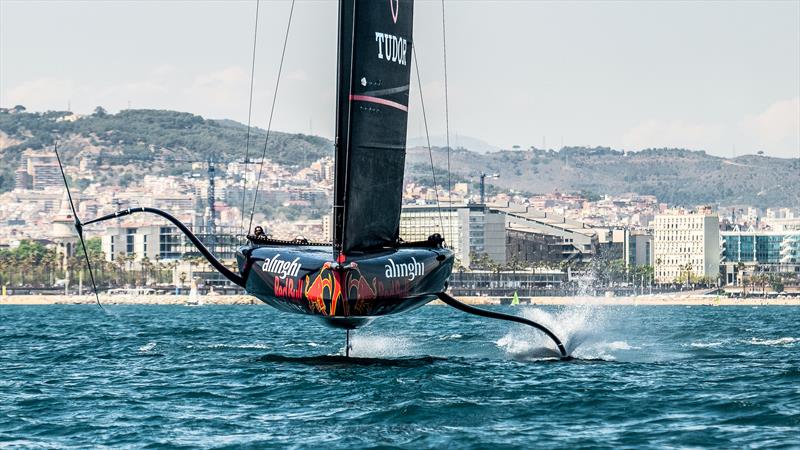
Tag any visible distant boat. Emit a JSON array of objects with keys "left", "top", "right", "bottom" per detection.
[{"left": 185, "top": 279, "right": 202, "bottom": 306}]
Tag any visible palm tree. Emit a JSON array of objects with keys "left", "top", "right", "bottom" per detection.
[
  {"left": 22, "top": 253, "right": 37, "bottom": 286},
  {"left": 115, "top": 252, "right": 128, "bottom": 286},
  {"left": 154, "top": 254, "right": 162, "bottom": 284},
  {"left": 140, "top": 256, "right": 153, "bottom": 286},
  {"left": 685, "top": 262, "right": 693, "bottom": 287},
  {"left": 735, "top": 261, "right": 746, "bottom": 287},
  {"left": 0, "top": 252, "right": 8, "bottom": 286},
  {"left": 654, "top": 258, "right": 663, "bottom": 287}
]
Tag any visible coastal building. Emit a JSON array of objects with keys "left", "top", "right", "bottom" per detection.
[
  {"left": 762, "top": 217, "right": 800, "bottom": 233},
  {"left": 14, "top": 167, "right": 31, "bottom": 190},
  {"left": 51, "top": 193, "right": 79, "bottom": 259},
  {"left": 498, "top": 204, "right": 598, "bottom": 263},
  {"left": 10, "top": 151, "right": 63, "bottom": 191},
  {"left": 580, "top": 226, "right": 654, "bottom": 268},
  {"left": 100, "top": 222, "right": 243, "bottom": 287},
  {"left": 653, "top": 209, "right": 720, "bottom": 283},
  {"left": 102, "top": 224, "right": 178, "bottom": 263},
  {"left": 400, "top": 203, "right": 599, "bottom": 269},
  {"left": 399, "top": 204, "right": 504, "bottom": 268},
  {"left": 625, "top": 229, "right": 654, "bottom": 268},
  {"left": 596, "top": 228, "right": 628, "bottom": 261},
  {"left": 31, "top": 163, "right": 61, "bottom": 190},
  {"left": 720, "top": 227, "right": 800, "bottom": 283},
  {"left": 505, "top": 226, "right": 563, "bottom": 265}
]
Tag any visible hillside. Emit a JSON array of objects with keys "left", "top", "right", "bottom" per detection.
[
  {"left": 406, "top": 146, "right": 800, "bottom": 208},
  {"left": 1, "top": 108, "right": 797, "bottom": 208},
  {"left": 0, "top": 108, "right": 332, "bottom": 190}
]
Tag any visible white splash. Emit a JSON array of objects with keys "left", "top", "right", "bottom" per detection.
[
  {"left": 496, "top": 305, "right": 616, "bottom": 360},
  {"left": 347, "top": 333, "right": 415, "bottom": 358},
  {"left": 690, "top": 341, "right": 724, "bottom": 348},
  {"left": 439, "top": 333, "right": 463, "bottom": 341},
  {"left": 606, "top": 340, "right": 634, "bottom": 351},
  {"left": 138, "top": 342, "right": 157, "bottom": 353}
]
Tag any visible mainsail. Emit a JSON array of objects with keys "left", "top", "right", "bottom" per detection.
[{"left": 334, "top": 0, "right": 414, "bottom": 255}]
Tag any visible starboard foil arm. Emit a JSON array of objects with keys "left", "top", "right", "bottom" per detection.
[
  {"left": 437, "top": 292, "right": 568, "bottom": 359},
  {"left": 83, "top": 207, "right": 246, "bottom": 288}
]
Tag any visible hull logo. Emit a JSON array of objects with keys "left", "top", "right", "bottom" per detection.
[
  {"left": 390, "top": 0, "right": 399, "bottom": 24},
  {"left": 261, "top": 254, "right": 301, "bottom": 279},
  {"left": 385, "top": 257, "right": 424, "bottom": 281}
]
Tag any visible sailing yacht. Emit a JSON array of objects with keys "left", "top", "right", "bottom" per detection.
[{"left": 58, "top": 0, "right": 568, "bottom": 358}]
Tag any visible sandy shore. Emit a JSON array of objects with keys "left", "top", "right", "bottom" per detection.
[{"left": 2, "top": 294, "right": 799, "bottom": 306}]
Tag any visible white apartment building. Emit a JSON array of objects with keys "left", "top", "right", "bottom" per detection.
[
  {"left": 653, "top": 210, "right": 720, "bottom": 283},
  {"left": 102, "top": 224, "right": 183, "bottom": 264},
  {"left": 399, "top": 204, "right": 505, "bottom": 268}
]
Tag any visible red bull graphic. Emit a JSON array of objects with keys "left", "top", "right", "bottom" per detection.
[
  {"left": 238, "top": 245, "right": 454, "bottom": 325},
  {"left": 273, "top": 276, "right": 303, "bottom": 300}
]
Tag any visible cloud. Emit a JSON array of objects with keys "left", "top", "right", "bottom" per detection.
[
  {"left": 184, "top": 66, "right": 249, "bottom": 104},
  {"left": 742, "top": 96, "right": 800, "bottom": 145},
  {"left": 621, "top": 119, "right": 724, "bottom": 151},
  {"left": 96, "top": 80, "right": 169, "bottom": 98},
  {"left": 7, "top": 77, "right": 78, "bottom": 110},
  {"left": 285, "top": 69, "right": 309, "bottom": 82},
  {"left": 150, "top": 64, "right": 176, "bottom": 77},
  {"left": 3, "top": 66, "right": 252, "bottom": 119}
]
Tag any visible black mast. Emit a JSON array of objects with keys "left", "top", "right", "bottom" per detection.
[
  {"left": 333, "top": 0, "right": 356, "bottom": 258},
  {"left": 332, "top": 0, "right": 415, "bottom": 256}
]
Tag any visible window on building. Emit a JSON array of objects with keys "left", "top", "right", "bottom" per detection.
[{"left": 126, "top": 228, "right": 135, "bottom": 254}]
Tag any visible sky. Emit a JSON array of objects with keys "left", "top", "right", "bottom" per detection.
[{"left": 1, "top": 0, "right": 798, "bottom": 159}]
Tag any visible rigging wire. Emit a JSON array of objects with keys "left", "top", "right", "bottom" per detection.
[
  {"left": 240, "top": 0, "right": 261, "bottom": 236},
  {"left": 53, "top": 141, "right": 107, "bottom": 314},
  {"left": 413, "top": 46, "right": 445, "bottom": 238},
  {"left": 441, "top": 0, "right": 453, "bottom": 244},
  {"left": 247, "top": 0, "right": 296, "bottom": 234}
]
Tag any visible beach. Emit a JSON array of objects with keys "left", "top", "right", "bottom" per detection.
[{"left": 2, "top": 293, "right": 798, "bottom": 306}]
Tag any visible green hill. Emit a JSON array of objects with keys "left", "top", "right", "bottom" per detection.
[
  {"left": 2, "top": 108, "right": 797, "bottom": 208},
  {"left": 406, "top": 146, "right": 800, "bottom": 208},
  {"left": 0, "top": 108, "right": 332, "bottom": 190}
]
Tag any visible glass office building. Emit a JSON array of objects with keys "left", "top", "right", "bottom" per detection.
[{"left": 721, "top": 228, "right": 800, "bottom": 265}]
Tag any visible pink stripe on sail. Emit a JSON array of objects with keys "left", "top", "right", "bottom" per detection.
[{"left": 350, "top": 95, "right": 408, "bottom": 112}]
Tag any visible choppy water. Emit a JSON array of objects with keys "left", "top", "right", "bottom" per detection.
[{"left": 1, "top": 304, "right": 799, "bottom": 448}]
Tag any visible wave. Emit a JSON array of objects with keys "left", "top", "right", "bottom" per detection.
[
  {"left": 201, "top": 343, "right": 273, "bottom": 350},
  {"left": 439, "top": 333, "right": 463, "bottom": 341},
  {"left": 747, "top": 337, "right": 798, "bottom": 346},
  {"left": 689, "top": 341, "right": 725, "bottom": 348}
]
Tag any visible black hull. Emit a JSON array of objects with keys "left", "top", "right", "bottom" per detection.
[{"left": 236, "top": 244, "right": 454, "bottom": 328}]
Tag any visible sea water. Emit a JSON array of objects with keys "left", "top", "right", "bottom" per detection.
[{"left": 1, "top": 304, "right": 799, "bottom": 448}]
